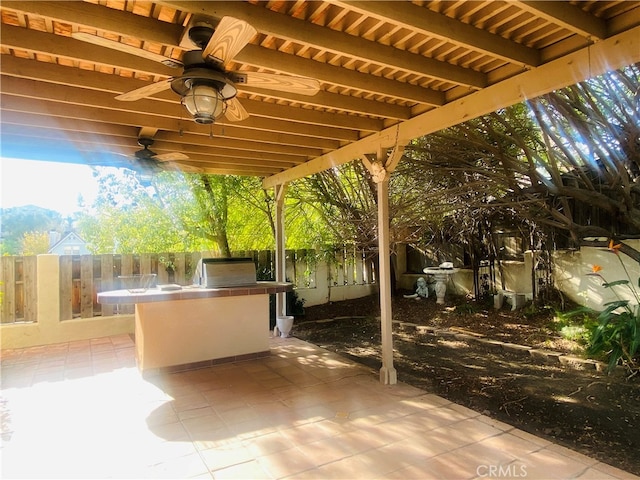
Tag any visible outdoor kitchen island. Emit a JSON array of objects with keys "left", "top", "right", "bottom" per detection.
[{"left": 98, "top": 282, "right": 292, "bottom": 376}]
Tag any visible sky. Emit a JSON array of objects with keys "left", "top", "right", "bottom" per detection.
[{"left": 1, "top": 157, "right": 100, "bottom": 216}]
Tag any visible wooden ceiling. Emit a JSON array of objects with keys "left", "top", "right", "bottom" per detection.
[{"left": 1, "top": 1, "right": 639, "bottom": 188}]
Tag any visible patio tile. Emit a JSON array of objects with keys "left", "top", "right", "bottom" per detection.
[
  {"left": 1, "top": 334, "right": 638, "bottom": 480},
  {"left": 211, "top": 459, "right": 271, "bottom": 479},
  {"left": 243, "top": 429, "right": 296, "bottom": 457},
  {"left": 145, "top": 451, "right": 210, "bottom": 479},
  {"left": 199, "top": 441, "right": 255, "bottom": 472},
  {"left": 255, "top": 446, "right": 317, "bottom": 478}
]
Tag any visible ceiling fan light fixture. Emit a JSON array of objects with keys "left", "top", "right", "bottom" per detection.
[{"left": 181, "top": 83, "right": 226, "bottom": 124}]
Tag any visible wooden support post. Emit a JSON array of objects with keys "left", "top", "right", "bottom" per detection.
[
  {"left": 376, "top": 177, "right": 397, "bottom": 385},
  {"left": 361, "top": 144, "right": 405, "bottom": 384}
]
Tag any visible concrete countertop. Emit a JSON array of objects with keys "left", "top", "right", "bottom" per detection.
[{"left": 97, "top": 282, "right": 292, "bottom": 305}]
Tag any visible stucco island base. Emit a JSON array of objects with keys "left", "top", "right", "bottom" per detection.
[{"left": 98, "top": 283, "right": 291, "bottom": 376}]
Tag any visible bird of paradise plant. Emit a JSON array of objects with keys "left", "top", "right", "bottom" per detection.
[{"left": 586, "top": 240, "right": 639, "bottom": 376}]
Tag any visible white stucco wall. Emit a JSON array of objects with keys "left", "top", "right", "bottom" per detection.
[
  {"left": 553, "top": 242, "right": 640, "bottom": 312},
  {"left": 1, "top": 255, "right": 133, "bottom": 349}
]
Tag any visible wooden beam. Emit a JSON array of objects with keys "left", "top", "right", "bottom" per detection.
[
  {"left": 158, "top": 0, "right": 488, "bottom": 88},
  {"left": 0, "top": 77, "right": 359, "bottom": 142},
  {"left": 1, "top": 13, "right": 444, "bottom": 107},
  {"left": 0, "top": 134, "right": 291, "bottom": 175},
  {"left": 1, "top": 126, "right": 310, "bottom": 165},
  {"left": 2, "top": 55, "right": 410, "bottom": 121},
  {"left": 337, "top": 1, "right": 541, "bottom": 67},
  {"left": 0, "top": 24, "right": 175, "bottom": 78},
  {"left": 263, "top": 25, "right": 640, "bottom": 188},
  {"left": 1, "top": 1, "right": 183, "bottom": 46},
  {"left": 518, "top": 1, "right": 608, "bottom": 40},
  {"left": 0, "top": 109, "right": 339, "bottom": 153},
  {"left": 237, "top": 45, "right": 445, "bottom": 106},
  {"left": 239, "top": 85, "right": 411, "bottom": 120}
]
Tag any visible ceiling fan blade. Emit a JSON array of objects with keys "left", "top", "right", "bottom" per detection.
[
  {"left": 202, "top": 17, "right": 257, "bottom": 65},
  {"left": 153, "top": 152, "right": 190, "bottom": 162},
  {"left": 225, "top": 97, "right": 250, "bottom": 122},
  {"left": 231, "top": 72, "right": 320, "bottom": 96},
  {"left": 157, "top": 161, "right": 203, "bottom": 173},
  {"left": 116, "top": 79, "right": 173, "bottom": 101},
  {"left": 72, "top": 32, "right": 182, "bottom": 68},
  {"left": 174, "top": 164, "right": 203, "bottom": 173}
]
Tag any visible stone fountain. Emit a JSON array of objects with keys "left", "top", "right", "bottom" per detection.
[{"left": 423, "top": 262, "right": 459, "bottom": 304}]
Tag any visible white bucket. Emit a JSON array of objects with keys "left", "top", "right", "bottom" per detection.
[{"left": 275, "top": 315, "right": 294, "bottom": 338}]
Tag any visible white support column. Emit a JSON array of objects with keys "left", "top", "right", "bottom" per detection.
[
  {"left": 376, "top": 177, "right": 397, "bottom": 385},
  {"left": 361, "top": 144, "right": 404, "bottom": 385},
  {"left": 274, "top": 183, "right": 287, "bottom": 317}
]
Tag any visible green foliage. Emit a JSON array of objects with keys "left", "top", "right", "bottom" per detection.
[
  {"left": 584, "top": 244, "right": 640, "bottom": 376},
  {"left": 289, "top": 162, "right": 376, "bottom": 250},
  {"left": 77, "top": 167, "right": 335, "bottom": 254},
  {"left": 550, "top": 309, "right": 596, "bottom": 345},
  {"left": 21, "top": 231, "right": 50, "bottom": 255},
  {"left": 78, "top": 169, "right": 200, "bottom": 253},
  {"left": 0, "top": 206, "right": 64, "bottom": 254},
  {"left": 287, "top": 289, "right": 306, "bottom": 316},
  {"left": 399, "top": 65, "right": 640, "bottom": 266}
]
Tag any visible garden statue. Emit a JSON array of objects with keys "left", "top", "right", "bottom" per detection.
[{"left": 404, "top": 277, "right": 428, "bottom": 300}]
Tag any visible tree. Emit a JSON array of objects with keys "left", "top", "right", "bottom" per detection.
[
  {"left": 77, "top": 167, "right": 324, "bottom": 254},
  {"left": 290, "top": 162, "right": 378, "bottom": 250},
  {"left": 21, "top": 231, "right": 50, "bottom": 255},
  {"left": 0, "top": 206, "right": 64, "bottom": 255},
  {"left": 400, "top": 65, "right": 640, "bottom": 254},
  {"left": 78, "top": 168, "right": 200, "bottom": 253}
]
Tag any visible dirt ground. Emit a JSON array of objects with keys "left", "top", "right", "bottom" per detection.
[{"left": 293, "top": 293, "right": 640, "bottom": 476}]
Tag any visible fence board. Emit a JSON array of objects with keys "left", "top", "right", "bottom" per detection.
[
  {"left": 157, "top": 253, "right": 170, "bottom": 284},
  {"left": 336, "top": 249, "right": 346, "bottom": 286},
  {"left": 2, "top": 248, "right": 377, "bottom": 323},
  {"left": 23, "top": 256, "right": 37, "bottom": 322},
  {"left": 1, "top": 256, "right": 16, "bottom": 323},
  {"left": 120, "top": 254, "right": 133, "bottom": 279},
  {"left": 345, "top": 246, "right": 356, "bottom": 285},
  {"left": 14, "top": 258, "right": 24, "bottom": 320},
  {"left": 140, "top": 254, "right": 152, "bottom": 275},
  {"left": 59, "top": 256, "right": 73, "bottom": 321},
  {"left": 80, "top": 255, "right": 94, "bottom": 318},
  {"left": 174, "top": 253, "right": 186, "bottom": 285},
  {"left": 100, "top": 255, "right": 115, "bottom": 316}
]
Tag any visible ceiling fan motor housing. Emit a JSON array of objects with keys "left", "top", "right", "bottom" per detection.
[
  {"left": 188, "top": 24, "right": 215, "bottom": 49},
  {"left": 171, "top": 53, "right": 238, "bottom": 124}
]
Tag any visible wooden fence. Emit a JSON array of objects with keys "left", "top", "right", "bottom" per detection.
[
  {"left": 1, "top": 256, "right": 37, "bottom": 324},
  {"left": 0, "top": 248, "right": 376, "bottom": 324}
]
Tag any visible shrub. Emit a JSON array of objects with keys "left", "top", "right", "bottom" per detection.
[{"left": 584, "top": 240, "right": 640, "bottom": 377}]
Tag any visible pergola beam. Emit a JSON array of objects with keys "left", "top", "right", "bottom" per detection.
[
  {"left": 263, "top": 24, "right": 640, "bottom": 188},
  {"left": 336, "top": 1, "right": 541, "bottom": 67},
  {"left": 158, "top": 0, "right": 487, "bottom": 88},
  {"left": 518, "top": 1, "right": 608, "bottom": 40},
  {"left": 1, "top": 55, "right": 411, "bottom": 121}
]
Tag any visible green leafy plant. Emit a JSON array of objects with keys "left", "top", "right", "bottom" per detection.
[
  {"left": 586, "top": 240, "right": 640, "bottom": 377},
  {"left": 550, "top": 310, "right": 595, "bottom": 345}
]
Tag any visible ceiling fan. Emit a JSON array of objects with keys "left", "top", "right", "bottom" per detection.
[
  {"left": 72, "top": 16, "right": 321, "bottom": 124},
  {"left": 119, "top": 136, "right": 202, "bottom": 177}
]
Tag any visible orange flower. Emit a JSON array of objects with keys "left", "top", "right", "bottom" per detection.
[
  {"left": 591, "top": 264, "right": 602, "bottom": 273},
  {"left": 608, "top": 239, "right": 622, "bottom": 254}
]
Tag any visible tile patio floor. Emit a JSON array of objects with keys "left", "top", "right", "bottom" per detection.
[{"left": 1, "top": 334, "right": 637, "bottom": 479}]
